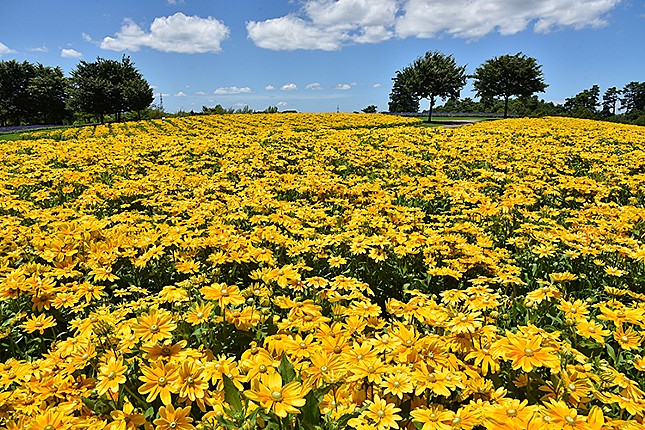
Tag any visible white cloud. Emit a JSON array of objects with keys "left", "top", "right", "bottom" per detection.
[
  {"left": 306, "top": 82, "right": 324, "bottom": 90},
  {"left": 193, "top": 91, "right": 208, "bottom": 96},
  {"left": 247, "top": 0, "right": 622, "bottom": 50},
  {"left": 281, "top": 83, "right": 298, "bottom": 91},
  {"left": 277, "top": 101, "right": 288, "bottom": 107},
  {"left": 100, "top": 13, "right": 230, "bottom": 54},
  {"left": 335, "top": 83, "right": 353, "bottom": 90},
  {"left": 61, "top": 48, "right": 83, "bottom": 58},
  {"left": 372, "top": 83, "right": 382, "bottom": 88},
  {"left": 247, "top": 15, "right": 344, "bottom": 51},
  {"left": 265, "top": 85, "right": 276, "bottom": 91},
  {"left": 29, "top": 46, "right": 48, "bottom": 52},
  {"left": 395, "top": 0, "right": 622, "bottom": 39},
  {"left": 214, "top": 86, "right": 252, "bottom": 94},
  {"left": 0, "top": 42, "right": 16, "bottom": 55}
]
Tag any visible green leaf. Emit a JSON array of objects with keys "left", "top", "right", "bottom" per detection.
[
  {"left": 223, "top": 374, "right": 244, "bottom": 418},
  {"left": 278, "top": 354, "right": 297, "bottom": 383},
  {"left": 606, "top": 343, "right": 616, "bottom": 362},
  {"left": 301, "top": 386, "right": 333, "bottom": 428}
]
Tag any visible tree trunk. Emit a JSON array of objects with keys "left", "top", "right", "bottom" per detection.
[
  {"left": 504, "top": 96, "right": 509, "bottom": 119},
  {"left": 427, "top": 97, "right": 435, "bottom": 122}
]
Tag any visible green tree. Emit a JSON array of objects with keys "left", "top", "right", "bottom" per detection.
[
  {"left": 620, "top": 81, "right": 645, "bottom": 115},
  {"left": 69, "top": 56, "right": 152, "bottom": 123},
  {"left": 388, "top": 67, "right": 419, "bottom": 113},
  {"left": 408, "top": 51, "right": 467, "bottom": 122},
  {"left": 28, "top": 64, "right": 68, "bottom": 124},
  {"left": 0, "top": 60, "right": 36, "bottom": 126},
  {"left": 361, "top": 105, "right": 377, "bottom": 113},
  {"left": 472, "top": 53, "right": 547, "bottom": 119},
  {"left": 564, "top": 85, "right": 600, "bottom": 118},
  {"left": 601, "top": 86, "right": 620, "bottom": 117}
]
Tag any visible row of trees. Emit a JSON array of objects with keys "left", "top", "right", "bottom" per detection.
[
  {"left": 389, "top": 52, "right": 546, "bottom": 121},
  {"left": 389, "top": 51, "right": 645, "bottom": 125},
  {"left": 0, "top": 56, "right": 153, "bottom": 126}
]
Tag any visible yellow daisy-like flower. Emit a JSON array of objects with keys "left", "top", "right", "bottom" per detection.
[
  {"left": 95, "top": 354, "right": 128, "bottom": 396},
  {"left": 153, "top": 404, "right": 194, "bottom": 430},
  {"left": 503, "top": 332, "right": 559, "bottom": 372},
  {"left": 138, "top": 361, "right": 180, "bottom": 405},
  {"left": 244, "top": 372, "right": 306, "bottom": 418},
  {"left": 364, "top": 395, "right": 402, "bottom": 430},
  {"left": 133, "top": 308, "right": 177, "bottom": 345},
  {"left": 21, "top": 314, "right": 57, "bottom": 334}
]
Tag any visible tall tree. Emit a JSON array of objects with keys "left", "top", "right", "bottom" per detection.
[
  {"left": 408, "top": 51, "right": 467, "bottom": 122},
  {"left": 472, "top": 53, "right": 547, "bottom": 119},
  {"left": 564, "top": 85, "right": 600, "bottom": 118},
  {"left": 388, "top": 66, "right": 419, "bottom": 113},
  {"left": 620, "top": 81, "right": 645, "bottom": 115},
  {"left": 601, "top": 86, "right": 620, "bottom": 116},
  {"left": 69, "top": 56, "right": 152, "bottom": 123},
  {"left": 0, "top": 60, "right": 35, "bottom": 126},
  {"left": 27, "top": 64, "right": 68, "bottom": 124}
]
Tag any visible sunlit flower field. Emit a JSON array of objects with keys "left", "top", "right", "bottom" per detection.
[{"left": 2, "top": 113, "right": 645, "bottom": 429}]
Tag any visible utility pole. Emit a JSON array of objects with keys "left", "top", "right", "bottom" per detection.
[{"left": 159, "top": 93, "right": 164, "bottom": 113}]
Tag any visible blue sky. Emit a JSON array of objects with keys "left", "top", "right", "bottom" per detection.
[{"left": 1, "top": 0, "right": 644, "bottom": 113}]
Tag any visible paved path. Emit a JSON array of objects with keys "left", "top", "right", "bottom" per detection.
[{"left": 440, "top": 120, "right": 479, "bottom": 128}]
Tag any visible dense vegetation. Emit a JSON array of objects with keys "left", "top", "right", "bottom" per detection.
[
  {"left": 2, "top": 114, "right": 645, "bottom": 429},
  {"left": 0, "top": 56, "right": 153, "bottom": 126}
]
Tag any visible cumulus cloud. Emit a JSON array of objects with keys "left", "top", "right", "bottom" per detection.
[
  {"left": 247, "top": 0, "right": 622, "bottom": 50},
  {"left": 214, "top": 86, "right": 252, "bottom": 94},
  {"left": 335, "top": 83, "right": 353, "bottom": 90},
  {"left": 395, "top": 0, "right": 622, "bottom": 39},
  {"left": 100, "top": 13, "right": 230, "bottom": 54},
  {"left": 0, "top": 42, "right": 16, "bottom": 55},
  {"left": 281, "top": 83, "right": 298, "bottom": 91},
  {"left": 372, "top": 83, "right": 382, "bottom": 88},
  {"left": 175, "top": 91, "right": 187, "bottom": 97},
  {"left": 265, "top": 85, "right": 276, "bottom": 91},
  {"left": 61, "top": 48, "right": 83, "bottom": 58},
  {"left": 29, "top": 46, "right": 48, "bottom": 52},
  {"left": 306, "top": 82, "right": 324, "bottom": 90},
  {"left": 277, "top": 101, "right": 289, "bottom": 107}
]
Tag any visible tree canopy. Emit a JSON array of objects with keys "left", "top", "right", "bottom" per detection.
[
  {"left": 69, "top": 56, "right": 153, "bottom": 123},
  {"left": 472, "top": 53, "right": 547, "bottom": 118},
  {"left": 408, "top": 51, "right": 467, "bottom": 121},
  {"left": 388, "top": 66, "right": 420, "bottom": 114}
]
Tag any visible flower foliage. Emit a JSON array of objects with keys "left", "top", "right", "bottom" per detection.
[{"left": 1, "top": 114, "right": 645, "bottom": 429}]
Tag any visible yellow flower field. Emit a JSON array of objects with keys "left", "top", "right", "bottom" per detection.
[{"left": 2, "top": 114, "right": 645, "bottom": 429}]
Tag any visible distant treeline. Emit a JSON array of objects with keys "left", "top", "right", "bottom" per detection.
[
  {"left": 0, "top": 56, "right": 154, "bottom": 126},
  {"left": 434, "top": 82, "right": 645, "bottom": 126}
]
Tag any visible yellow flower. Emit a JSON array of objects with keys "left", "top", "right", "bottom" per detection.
[
  {"left": 200, "top": 282, "right": 245, "bottom": 307},
  {"left": 244, "top": 372, "right": 306, "bottom": 418},
  {"left": 133, "top": 308, "right": 177, "bottom": 345},
  {"left": 138, "top": 361, "right": 180, "bottom": 405},
  {"left": 364, "top": 395, "right": 402, "bottom": 430},
  {"left": 153, "top": 404, "right": 194, "bottom": 430},
  {"left": 95, "top": 354, "right": 127, "bottom": 396},
  {"left": 502, "top": 332, "right": 559, "bottom": 372},
  {"left": 410, "top": 405, "right": 454, "bottom": 430},
  {"left": 614, "top": 325, "right": 641, "bottom": 350},
  {"left": 21, "top": 314, "right": 57, "bottom": 334},
  {"left": 27, "top": 409, "right": 72, "bottom": 430}
]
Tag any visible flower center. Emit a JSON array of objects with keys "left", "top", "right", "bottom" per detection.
[
  {"left": 157, "top": 377, "right": 167, "bottom": 386},
  {"left": 523, "top": 348, "right": 534, "bottom": 356},
  {"left": 565, "top": 416, "right": 576, "bottom": 424},
  {"left": 35, "top": 321, "right": 43, "bottom": 327},
  {"left": 333, "top": 346, "right": 342, "bottom": 354},
  {"left": 107, "top": 371, "right": 116, "bottom": 379},
  {"left": 568, "top": 383, "right": 577, "bottom": 391},
  {"left": 506, "top": 408, "right": 517, "bottom": 417},
  {"left": 393, "top": 381, "right": 400, "bottom": 387},
  {"left": 377, "top": 410, "right": 385, "bottom": 418},
  {"left": 452, "top": 418, "right": 462, "bottom": 425},
  {"left": 169, "top": 422, "right": 177, "bottom": 429},
  {"left": 321, "top": 366, "right": 328, "bottom": 372},
  {"left": 150, "top": 324, "right": 159, "bottom": 333},
  {"left": 299, "top": 342, "right": 307, "bottom": 349},
  {"left": 220, "top": 289, "right": 229, "bottom": 296},
  {"left": 620, "top": 335, "right": 629, "bottom": 343},
  {"left": 162, "top": 347, "right": 171, "bottom": 355},
  {"left": 428, "top": 374, "right": 437, "bottom": 382},
  {"left": 460, "top": 316, "right": 468, "bottom": 322},
  {"left": 271, "top": 391, "right": 283, "bottom": 400},
  {"left": 187, "top": 377, "right": 195, "bottom": 384},
  {"left": 196, "top": 312, "right": 204, "bottom": 318},
  {"left": 259, "top": 365, "right": 267, "bottom": 373},
  {"left": 588, "top": 326, "right": 595, "bottom": 333}
]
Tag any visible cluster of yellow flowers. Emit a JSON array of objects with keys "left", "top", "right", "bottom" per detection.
[{"left": 1, "top": 114, "right": 645, "bottom": 429}]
